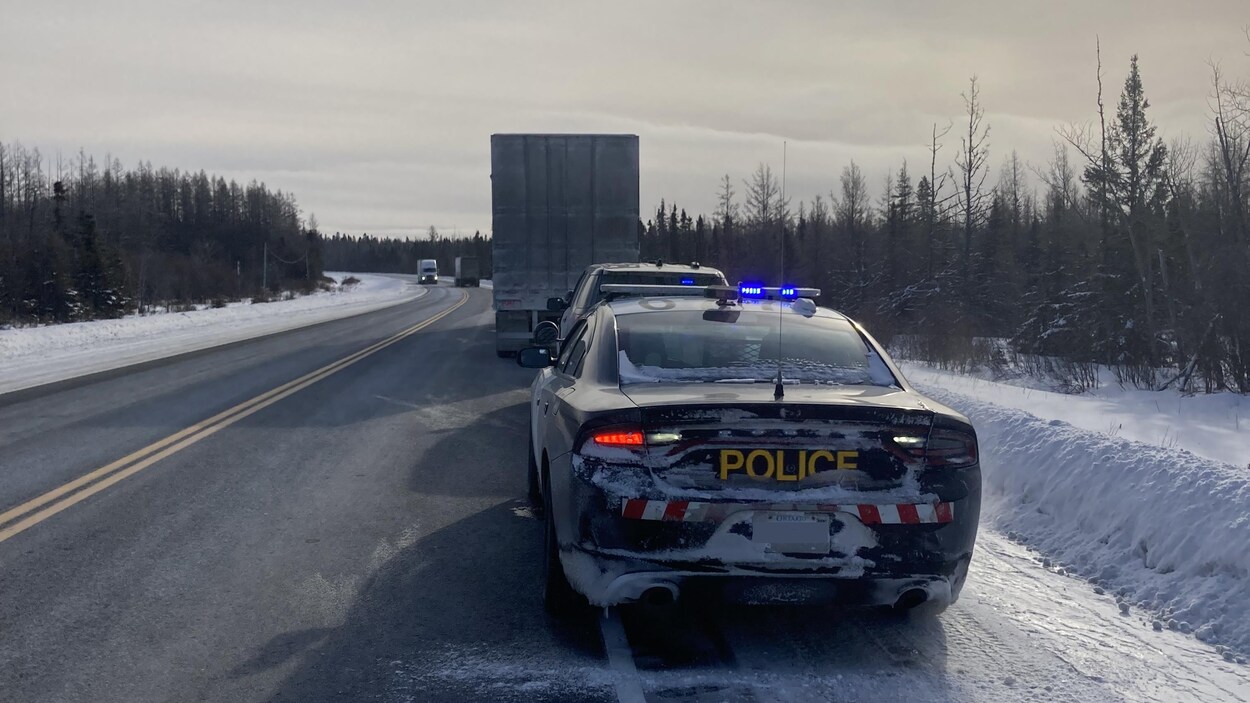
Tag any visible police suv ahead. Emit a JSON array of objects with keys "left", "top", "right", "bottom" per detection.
[
  {"left": 518, "top": 284, "right": 981, "bottom": 615},
  {"left": 548, "top": 261, "right": 728, "bottom": 338}
]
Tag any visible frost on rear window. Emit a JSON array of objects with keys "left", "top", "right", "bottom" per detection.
[{"left": 615, "top": 308, "right": 897, "bottom": 387}]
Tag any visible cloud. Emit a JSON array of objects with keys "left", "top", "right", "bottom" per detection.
[{"left": 2, "top": 0, "right": 1247, "bottom": 237}]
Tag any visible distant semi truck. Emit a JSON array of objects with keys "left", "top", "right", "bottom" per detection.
[
  {"left": 490, "top": 133, "right": 640, "bottom": 357},
  {"left": 454, "top": 256, "right": 481, "bottom": 287},
  {"left": 418, "top": 259, "right": 439, "bottom": 284}
]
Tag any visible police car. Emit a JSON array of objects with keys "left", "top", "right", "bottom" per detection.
[
  {"left": 518, "top": 283, "right": 981, "bottom": 615},
  {"left": 547, "top": 261, "right": 728, "bottom": 338}
]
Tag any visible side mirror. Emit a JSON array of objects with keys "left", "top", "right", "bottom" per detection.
[
  {"left": 547, "top": 297, "right": 569, "bottom": 312},
  {"left": 532, "top": 320, "right": 560, "bottom": 345},
  {"left": 516, "top": 347, "right": 554, "bottom": 368}
]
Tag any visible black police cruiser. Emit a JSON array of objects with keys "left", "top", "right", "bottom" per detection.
[{"left": 518, "top": 283, "right": 981, "bottom": 615}]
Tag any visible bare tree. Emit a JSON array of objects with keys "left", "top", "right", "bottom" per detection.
[
  {"left": 1059, "top": 40, "right": 1116, "bottom": 263},
  {"left": 1210, "top": 62, "right": 1250, "bottom": 242},
  {"left": 955, "top": 76, "right": 992, "bottom": 280},
  {"left": 921, "top": 121, "right": 954, "bottom": 279},
  {"left": 830, "top": 161, "right": 873, "bottom": 305},
  {"left": 1033, "top": 142, "right": 1080, "bottom": 218},
  {"left": 743, "top": 163, "right": 788, "bottom": 227}
]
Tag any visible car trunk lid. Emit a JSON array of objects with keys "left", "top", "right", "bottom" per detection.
[{"left": 620, "top": 384, "right": 935, "bottom": 493}]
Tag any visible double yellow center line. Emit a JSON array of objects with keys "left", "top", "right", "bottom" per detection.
[{"left": 0, "top": 290, "right": 469, "bottom": 545}]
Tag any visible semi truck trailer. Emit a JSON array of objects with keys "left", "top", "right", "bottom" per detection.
[
  {"left": 490, "top": 133, "right": 639, "bottom": 357},
  {"left": 454, "top": 256, "right": 481, "bottom": 287}
]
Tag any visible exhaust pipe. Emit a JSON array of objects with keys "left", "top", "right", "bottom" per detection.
[
  {"left": 894, "top": 588, "right": 929, "bottom": 611},
  {"left": 640, "top": 583, "right": 679, "bottom": 606}
]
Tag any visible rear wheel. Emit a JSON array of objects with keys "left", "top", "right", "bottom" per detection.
[{"left": 542, "top": 472, "right": 582, "bottom": 616}]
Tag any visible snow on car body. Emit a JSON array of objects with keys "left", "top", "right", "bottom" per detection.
[{"left": 519, "top": 285, "right": 981, "bottom": 613}]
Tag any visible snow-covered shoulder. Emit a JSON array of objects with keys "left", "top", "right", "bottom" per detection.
[
  {"left": 0, "top": 272, "right": 425, "bottom": 396},
  {"left": 910, "top": 369, "right": 1250, "bottom": 659},
  {"left": 900, "top": 363, "right": 1248, "bottom": 469}
]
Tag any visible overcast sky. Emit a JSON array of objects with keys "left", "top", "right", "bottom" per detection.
[{"left": 3, "top": 0, "right": 1247, "bottom": 237}]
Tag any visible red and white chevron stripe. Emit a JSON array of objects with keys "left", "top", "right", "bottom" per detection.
[{"left": 619, "top": 499, "right": 954, "bottom": 525}]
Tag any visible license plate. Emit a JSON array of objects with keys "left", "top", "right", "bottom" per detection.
[{"left": 753, "top": 513, "right": 831, "bottom": 554}]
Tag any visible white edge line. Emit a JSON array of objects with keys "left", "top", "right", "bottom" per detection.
[{"left": 599, "top": 609, "right": 648, "bottom": 703}]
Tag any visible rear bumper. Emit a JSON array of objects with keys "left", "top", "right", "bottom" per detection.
[
  {"left": 556, "top": 458, "right": 981, "bottom": 607},
  {"left": 564, "top": 546, "right": 970, "bottom": 608}
]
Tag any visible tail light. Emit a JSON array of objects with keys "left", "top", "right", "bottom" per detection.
[
  {"left": 592, "top": 430, "right": 644, "bottom": 447},
  {"left": 575, "top": 425, "right": 649, "bottom": 461},
  {"left": 923, "top": 429, "right": 979, "bottom": 468}
]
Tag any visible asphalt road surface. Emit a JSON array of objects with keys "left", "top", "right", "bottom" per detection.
[{"left": 1, "top": 283, "right": 1247, "bottom": 703}]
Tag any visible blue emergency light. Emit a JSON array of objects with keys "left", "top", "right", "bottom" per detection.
[
  {"left": 733, "top": 283, "right": 820, "bottom": 302},
  {"left": 598, "top": 283, "right": 819, "bottom": 303}
]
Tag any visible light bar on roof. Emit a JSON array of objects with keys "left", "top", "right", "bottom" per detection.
[
  {"left": 738, "top": 284, "right": 821, "bottom": 300},
  {"left": 599, "top": 284, "right": 710, "bottom": 297},
  {"left": 598, "top": 283, "right": 820, "bottom": 302}
]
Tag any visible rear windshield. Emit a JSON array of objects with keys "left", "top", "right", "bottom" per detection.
[
  {"left": 615, "top": 307, "right": 897, "bottom": 386},
  {"left": 589, "top": 271, "right": 724, "bottom": 307}
]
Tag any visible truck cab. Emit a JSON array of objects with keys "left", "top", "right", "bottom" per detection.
[{"left": 418, "top": 259, "right": 439, "bottom": 285}]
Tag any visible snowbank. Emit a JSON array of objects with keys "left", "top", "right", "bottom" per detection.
[
  {"left": 0, "top": 272, "right": 424, "bottom": 395},
  {"left": 910, "top": 375, "right": 1250, "bottom": 656},
  {"left": 901, "top": 364, "right": 1249, "bottom": 469}
]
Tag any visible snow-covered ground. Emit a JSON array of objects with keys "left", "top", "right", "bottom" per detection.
[
  {"left": 902, "top": 362, "right": 1250, "bottom": 661},
  {"left": 902, "top": 364, "right": 1249, "bottom": 469},
  {"left": 431, "top": 366, "right": 1250, "bottom": 701},
  {"left": 0, "top": 272, "right": 425, "bottom": 396},
  {"left": 408, "top": 521, "right": 1250, "bottom": 702}
]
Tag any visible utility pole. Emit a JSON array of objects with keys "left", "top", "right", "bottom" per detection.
[{"left": 262, "top": 241, "right": 268, "bottom": 292}]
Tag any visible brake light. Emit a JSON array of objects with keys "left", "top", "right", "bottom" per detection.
[
  {"left": 923, "top": 429, "right": 979, "bottom": 468},
  {"left": 592, "top": 430, "right": 645, "bottom": 447}
]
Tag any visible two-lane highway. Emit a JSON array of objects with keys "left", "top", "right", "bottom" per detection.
[
  {"left": 2, "top": 284, "right": 1246, "bottom": 703},
  {"left": 0, "top": 285, "right": 608, "bottom": 702}
]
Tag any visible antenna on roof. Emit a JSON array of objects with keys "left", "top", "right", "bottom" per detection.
[{"left": 775, "top": 140, "right": 787, "bottom": 401}]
